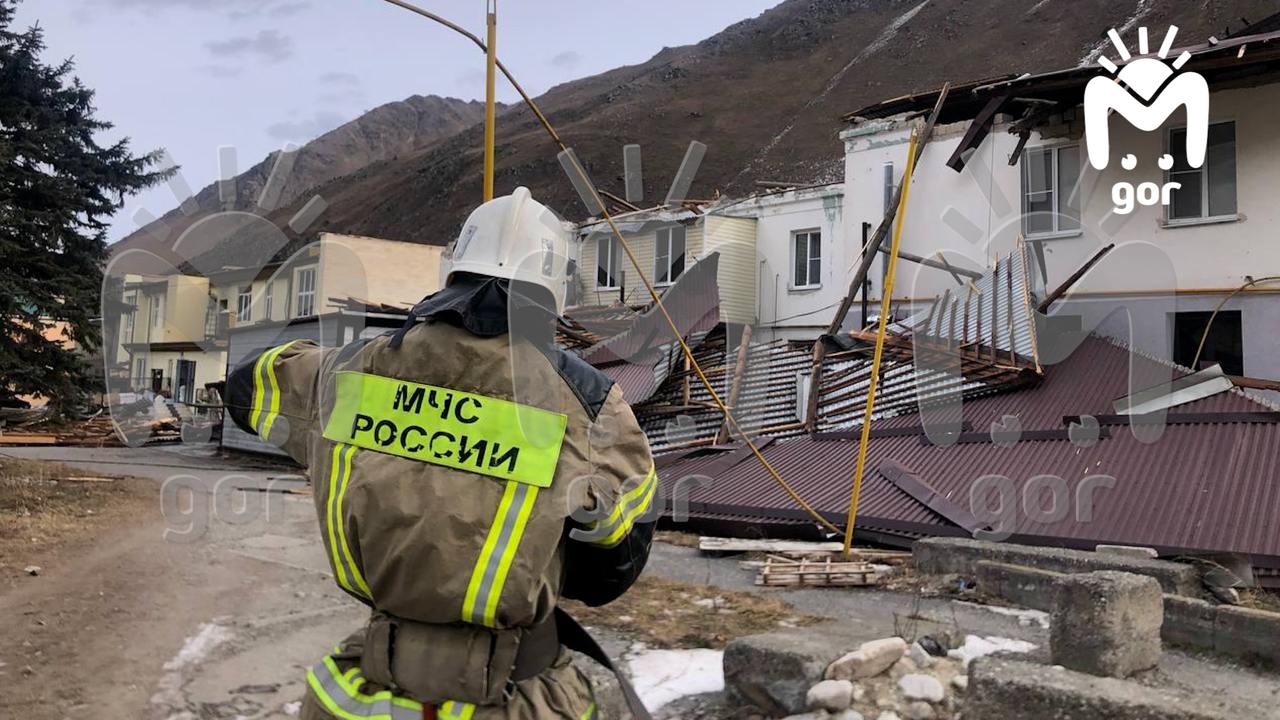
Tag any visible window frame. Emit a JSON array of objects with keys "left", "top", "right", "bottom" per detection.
[
  {"left": 149, "top": 293, "right": 165, "bottom": 332},
  {"left": 264, "top": 282, "right": 274, "bottom": 321},
  {"left": 236, "top": 286, "right": 252, "bottom": 323},
  {"left": 122, "top": 291, "right": 137, "bottom": 343},
  {"left": 653, "top": 225, "right": 688, "bottom": 287},
  {"left": 1164, "top": 120, "right": 1238, "bottom": 226},
  {"left": 1020, "top": 143, "right": 1082, "bottom": 240},
  {"left": 293, "top": 266, "right": 317, "bottom": 318},
  {"left": 595, "top": 236, "right": 620, "bottom": 290},
  {"left": 790, "top": 229, "right": 823, "bottom": 291}
]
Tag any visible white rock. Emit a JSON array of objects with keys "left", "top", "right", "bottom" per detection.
[
  {"left": 827, "top": 638, "right": 908, "bottom": 680},
  {"left": 23, "top": 566, "right": 40, "bottom": 576},
  {"left": 898, "top": 674, "right": 945, "bottom": 703},
  {"left": 783, "top": 714, "right": 830, "bottom": 720},
  {"left": 832, "top": 711, "right": 865, "bottom": 720},
  {"left": 893, "top": 657, "right": 918, "bottom": 675},
  {"left": 808, "top": 679, "right": 855, "bottom": 712},
  {"left": 904, "top": 701, "right": 935, "bottom": 720},
  {"left": 906, "top": 642, "right": 933, "bottom": 668},
  {"left": 950, "top": 675, "right": 969, "bottom": 692},
  {"left": 876, "top": 713, "right": 902, "bottom": 720}
]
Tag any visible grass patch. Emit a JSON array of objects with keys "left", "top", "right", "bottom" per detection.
[
  {"left": 0, "top": 456, "right": 150, "bottom": 576},
  {"left": 562, "top": 574, "right": 820, "bottom": 649}
]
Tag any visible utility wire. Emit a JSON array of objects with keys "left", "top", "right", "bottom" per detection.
[{"left": 376, "top": 0, "right": 842, "bottom": 534}]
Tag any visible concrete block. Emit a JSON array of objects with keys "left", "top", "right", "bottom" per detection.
[
  {"left": 1096, "top": 544, "right": 1159, "bottom": 559},
  {"left": 1161, "top": 594, "right": 1217, "bottom": 650},
  {"left": 974, "top": 560, "right": 1063, "bottom": 612},
  {"left": 725, "top": 623, "right": 874, "bottom": 716},
  {"left": 966, "top": 657, "right": 1238, "bottom": 719},
  {"left": 1214, "top": 605, "right": 1280, "bottom": 666},
  {"left": 1050, "top": 571, "right": 1162, "bottom": 678},
  {"left": 913, "top": 537, "right": 1200, "bottom": 595}
]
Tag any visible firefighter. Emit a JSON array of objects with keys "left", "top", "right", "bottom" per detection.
[{"left": 226, "top": 188, "right": 656, "bottom": 720}]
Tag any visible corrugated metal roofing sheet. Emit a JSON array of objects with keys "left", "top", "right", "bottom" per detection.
[{"left": 656, "top": 336, "right": 1280, "bottom": 567}]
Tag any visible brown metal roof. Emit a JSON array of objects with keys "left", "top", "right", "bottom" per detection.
[{"left": 657, "top": 336, "right": 1280, "bottom": 568}]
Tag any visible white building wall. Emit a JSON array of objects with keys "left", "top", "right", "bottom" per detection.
[
  {"left": 841, "top": 82, "right": 1280, "bottom": 382},
  {"left": 719, "top": 185, "right": 845, "bottom": 340}
]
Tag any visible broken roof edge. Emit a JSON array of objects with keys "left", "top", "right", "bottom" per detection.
[
  {"left": 843, "top": 26, "right": 1280, "bottom": 123},
  {"left": 1074, "top": 332, "right": 1280, "bottom": 413}
]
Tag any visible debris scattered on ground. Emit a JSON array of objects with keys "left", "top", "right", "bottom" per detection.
[
  {"left": 563, "top": 575, "right": 821, "bottom": 649},
  {"left": 23, "top": 565, "right": 40, "bottom": 576}
]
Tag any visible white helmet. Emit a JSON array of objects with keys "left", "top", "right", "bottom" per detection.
[{"left": 448, "top": 187, "right": 573, "bottom": 314}]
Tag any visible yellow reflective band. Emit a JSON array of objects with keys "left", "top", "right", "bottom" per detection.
[
  {"left": 325, "top": 444, "right": 370, "bottom": 599},
  {"left": 322, "top": 371, "right": 568, "bottom": 487},
  {"left": 580, "top": 702, "right": 598, "bottom": 720},
  {"left": 440, "top": 701, "right": 476, "bottom": 720},
  {"left": 592, "top": 465, "right": 657, "bottom": 547},
  {"left": 462, "top": 480, "right": 540, "bottom": 627},
  {"left": 248, "top": 349, "right": 273, "bottom": 431},
  {"left": 483, "top": 481, "right": 539, "bottom": 625},
  {"left": 260, "top": 340, "right": 299, "bottom": 440},
  {"left": 324, "top": 444, "right": 351, "bottom": 592},
  {"left": 334, "top": 445, "right": 372, "bottom": 598},
  {"left": 306, "top": 655, "right": 422, "bottom": 720}
]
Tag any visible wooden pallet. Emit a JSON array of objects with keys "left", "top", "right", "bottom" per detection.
[{"left": 755, "top": 555, "right": 880, "bottom": 587}]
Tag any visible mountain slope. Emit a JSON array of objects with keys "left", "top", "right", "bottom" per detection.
[
  {"left": 127, "top": 0, "right": 1275, "bottom": 255},
  {"left": 114, "top": 94, "right": 494, "bottom": 256}
]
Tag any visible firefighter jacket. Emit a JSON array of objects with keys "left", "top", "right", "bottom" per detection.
[{"left": 226, "top": 277, "right": 656, "bottom": 719}]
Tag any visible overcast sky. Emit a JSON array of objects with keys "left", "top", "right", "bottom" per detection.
[{"left": 18, "top": 0, "right": 782, "bottom": 242}]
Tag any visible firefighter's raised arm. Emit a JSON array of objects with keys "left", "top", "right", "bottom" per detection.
[
  {"left": 225, "top": 339, "right": 329, "bottom": 466},
  {"left": 562, "top": 384, "right": 658, "bottom": 607}
]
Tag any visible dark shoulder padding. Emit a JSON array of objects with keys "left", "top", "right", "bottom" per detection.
[{"left": 550, "top": 348, "right": 614, "bottom": 420}]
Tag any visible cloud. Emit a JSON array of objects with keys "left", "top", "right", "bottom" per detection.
[
  {"left": 319, "top": 71, "right": 361, "bottom": 86},
  {"left": 266, "top": 110, "right": 347, "bottom": 142},
  {"left": 455, "top": 68, "right": 486, "bottom": 89},
  {"left": 205, "top": 30, "right": 295, "bottom": 63},
  {"left": 101, "top": 0, "right": 310, "bottom": 17},
  {"left": 198, "top": 65, "right": 243, "bottom": 79},
  {"left": 550, "top": 50, "right": 583, "bottom": 69}
]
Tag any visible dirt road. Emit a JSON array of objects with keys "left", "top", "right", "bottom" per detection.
[{"left": 0, "top": 445, "right": 367, "bottom": 720}]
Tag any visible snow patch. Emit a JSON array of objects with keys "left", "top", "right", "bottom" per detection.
[
  {"left": 958, "top": 601, "right": 1050, "bottom": 629},
  {"left": 1077, "top": 0, "right": 1153, "bottom": 66},
  {"left": 948, "top": 635, "right": 1037, "bottom": 668},
  {"left": 627, "top": 648, "right": 724, "bottom": 712},
  {"left": 164, "top": 622, "right": 234, "bottom": 670}
]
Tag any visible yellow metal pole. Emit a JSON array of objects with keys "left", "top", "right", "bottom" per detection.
[
  {"left": 842, "top": 129, "right": 919, "bottom": 557},
  {"left": 483, "top": 2, "right": 497, "bottom": 202}
]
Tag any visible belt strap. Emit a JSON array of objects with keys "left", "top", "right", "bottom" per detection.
[
  {"left": 511, "top": 613, "right": 560, "bottom": 682},
  {"left": 554, "top": 607, "right": 653, "bottom": 720}
]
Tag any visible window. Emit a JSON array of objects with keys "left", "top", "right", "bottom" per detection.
[
  {"left": 264, "top": 282, "right": 274, "bottom": 321},
  {"left": 792, "top": 230, "right": 822, "bottom": 289},
  {"left": 122, "top": 292, "right": 136, "bottom": 343},
  {"left": 236, "top": 286, "right": 252, "bottom": 323},
  {"left": 596, "top": 236, "right": 620, "bottom": 289},
  {"left": 1021, "top": 145, "right": 1081, "bottom": 237},
  {"left": 1172, "top": 311, "right": 1243, "bottom": 376},
  {"left": 1167, "top": 121, "right": 1236, "bottom": 222},
  {"left": 204, "top": 296, "right": 219, "bottom": 337},
  {"left": 150, "top": 294, "right": 165, "bottom": 331},
  {"left": 294, "top": 267, "right": 316, "bottom": 318},
  {"left": 654, "top": 226, "right": 687, "bottom": 286}
]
